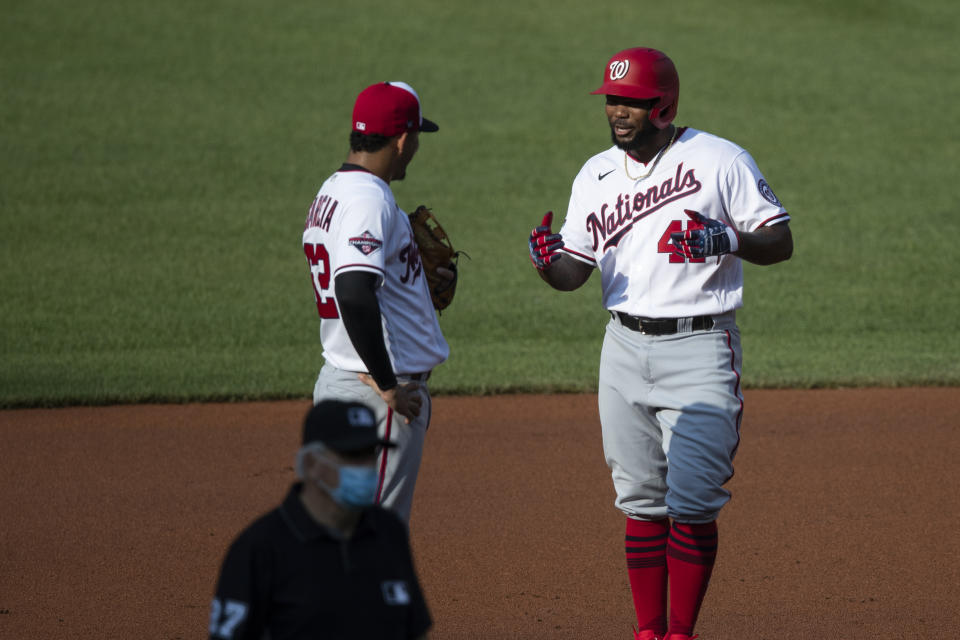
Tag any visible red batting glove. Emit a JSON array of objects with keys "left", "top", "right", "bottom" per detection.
[{"left": 529, "top": 211, "right": 565, "bottom": 270}]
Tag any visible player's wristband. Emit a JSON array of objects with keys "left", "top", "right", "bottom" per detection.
[
  {"left": 371, "top": 371, "right": 398, "bottom": 392},
  {"left": 724, "top": 225, "right": 740, "bottom": 253}
]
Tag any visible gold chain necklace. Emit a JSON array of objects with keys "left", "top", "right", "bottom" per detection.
[{"left": 623, "top": 127, "right": 679, "bottom": 181}]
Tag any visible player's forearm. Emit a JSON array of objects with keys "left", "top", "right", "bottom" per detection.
[
  {"left": 538, "top": 256, "right": 594, "bottom": 291},
  {"left": 733, "top": 222, "right": 793, "bottom": 265},
  {"left": 334, "top": 274, "right": 398, "bottom": 391}
]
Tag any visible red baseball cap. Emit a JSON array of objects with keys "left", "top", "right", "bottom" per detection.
[{"left": 352, "top": 81, "right": 439, "bottom": 137}]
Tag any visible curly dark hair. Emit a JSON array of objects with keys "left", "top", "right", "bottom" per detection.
[{"left": 349, "top": 131, "right": 392, "bottom": 153}]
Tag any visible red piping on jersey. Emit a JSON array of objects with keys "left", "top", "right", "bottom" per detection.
[
  {"left": 560, "top": 247, "right": 598, "bottom": 264},
  {"left": 375, "top": 408, "right": 393, "bottom": 504},
  {"left": 758, "top": 212, "right": 790, "bottom": 227}
]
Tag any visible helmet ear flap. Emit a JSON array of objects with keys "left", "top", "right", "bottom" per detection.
[
  {"left": 650, "top": 98, "right": 677, "bottom": 129},
  {"left": 648, "top": 106, "right": 666, "bottom": 129},
  {"left": 648, "top": 98, "right": 677, "bottom": 129}
]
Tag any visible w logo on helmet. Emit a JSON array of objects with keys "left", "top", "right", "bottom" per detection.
[{"left": 609, "top": 60, "right": 630, "bottom": 81}]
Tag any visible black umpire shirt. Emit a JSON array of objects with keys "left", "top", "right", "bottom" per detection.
[{"left": 209, "top": 483, "right": 431, "bottom": 640}]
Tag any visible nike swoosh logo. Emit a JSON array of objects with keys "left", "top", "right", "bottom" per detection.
[{"left": 598, "top": 169, "right": 615, "bottom": 180}]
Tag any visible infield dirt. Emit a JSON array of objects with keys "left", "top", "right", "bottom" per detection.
[{"left": 1, "top": 388, "right": 957, "bottom": 639}]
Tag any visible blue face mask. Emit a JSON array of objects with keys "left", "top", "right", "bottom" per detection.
[{"left": 317, "top": 462, "right": 379, "bottom": 509}]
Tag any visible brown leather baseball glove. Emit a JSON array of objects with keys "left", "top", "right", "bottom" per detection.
[{"left": 409, "top": 205, "right": 464, "bottom": 312}]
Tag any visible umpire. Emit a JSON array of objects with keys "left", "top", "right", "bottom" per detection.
[{"left": 208, "top": 400, "right": 432, "bottom": 640}]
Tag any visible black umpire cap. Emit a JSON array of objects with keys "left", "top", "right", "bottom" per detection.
[{"left": 302, "top": 400, "right": 395, "bottom": 452}]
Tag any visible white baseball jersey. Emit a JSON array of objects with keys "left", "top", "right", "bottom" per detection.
[
  {"left": 302, "top": 167, "right": 449, "bottom": 374},
  {"left": 559, "top": 127, "right": 789, "bottom": 318}
]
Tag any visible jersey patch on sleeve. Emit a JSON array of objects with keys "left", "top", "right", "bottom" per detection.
[
  {"left": 349, "top": 231, "right": 384, "bottom": 256},
  {"left": 757, "top": 179, "right": 782, "bottom": 206}
]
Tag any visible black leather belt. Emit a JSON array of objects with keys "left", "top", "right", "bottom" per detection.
[
  {"left": 612, "top": 311, "right": 714, "bottom": 335},
  {"left": 399, "top": 371, "right": 431, "bottom": 381}
]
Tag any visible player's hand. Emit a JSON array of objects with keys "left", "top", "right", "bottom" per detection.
[
  {"left": 529, "top": 211, "right": 564, "bottom": 270},
  {"left": 670, "top": 209, "right": 740, "bottom": 259},
  {"left": 357, "top": 373, "right": 422, "bottom": 424},
  {"left": 434, "top": 264, "right": 456, "bottom": 294}
]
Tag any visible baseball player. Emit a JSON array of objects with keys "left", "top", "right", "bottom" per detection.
[
  {"left": 528, "top": 47, "right": 793, "bottom": 640},
  {"left": 209, "top": 400, "right": 432, "bottom": 640},
  {"left": 302, "top": 81, "right": 450, "bottom": 523}
]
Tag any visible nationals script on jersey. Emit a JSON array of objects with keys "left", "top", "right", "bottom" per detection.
[
  {"left": 559, "top": 127, "right": 789, "bottom": 318},
  {"left": 303, "top": 168, "right": 449, "bottom": 374}
]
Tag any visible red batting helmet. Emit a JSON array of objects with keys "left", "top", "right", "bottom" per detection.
[{"left": 590, "top": 47, "right": 679, "bottom": 129}]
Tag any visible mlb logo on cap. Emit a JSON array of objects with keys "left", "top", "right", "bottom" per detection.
[
  {"left": 346, "top": 406, "right": 375, "bottom": 427},
  {"left": 381, "top": 580, "right": 412, "bottom": 605},
  {"left": 352, "top": 81, "right": 439, "bottom": 137}
]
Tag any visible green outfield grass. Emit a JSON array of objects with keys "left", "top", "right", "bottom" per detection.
[{"left": 2, "top": 0, "right": 958, "bottom": 407}]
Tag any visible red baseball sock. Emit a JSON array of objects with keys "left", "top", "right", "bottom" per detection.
[
  {"left": 625, "top": 518, "right": 669, "bottom": 635},
  {"left": 666, "top": 520, "right": 718, "bottom": 636}
]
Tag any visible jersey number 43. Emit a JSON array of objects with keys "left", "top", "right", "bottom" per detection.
[{"left": 304, "top": 242, "right": 340, "bottom": 319}]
